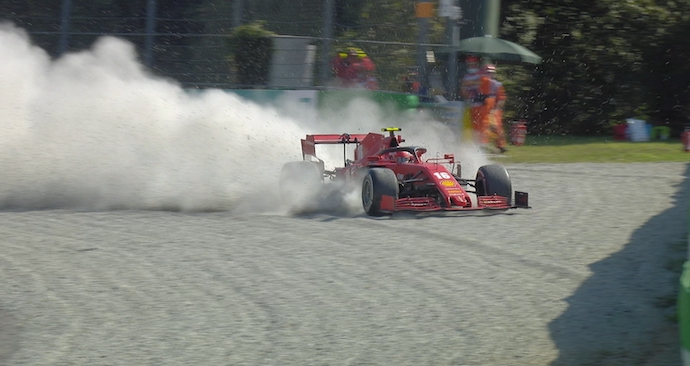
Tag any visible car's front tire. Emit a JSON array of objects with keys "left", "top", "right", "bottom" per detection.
[
  {"left": 475, "top": 164, "right": 513, "bottom": 205},
  {"left": 362, "top": 168, "right": 399, "bottom": 216}
]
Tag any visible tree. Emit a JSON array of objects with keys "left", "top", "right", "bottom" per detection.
[
  {"left": 227, "top": 21, "right": 275, "bottom": 87},
  {"left": 501, "top": 0, "right": 688, "bottom": 135}
]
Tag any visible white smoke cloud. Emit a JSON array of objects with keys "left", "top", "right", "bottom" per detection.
[{"left": 0, "top": 22, "right": 490, "bottom": 214}]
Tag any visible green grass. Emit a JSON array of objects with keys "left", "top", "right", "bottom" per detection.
[{"left": 497, "top": 136, "right": 690, "bottom": 163}]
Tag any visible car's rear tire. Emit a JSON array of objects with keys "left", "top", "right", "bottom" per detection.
[
  {"left": 362, "top": 168, "right": 399, "bottom": 216},
  {"left": 280, "top": 161, "right": 323, "bottom": 212},
  {"left": 475, "top": 164, "right": 512, "bottom": 205}
]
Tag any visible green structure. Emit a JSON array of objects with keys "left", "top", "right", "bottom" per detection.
[
  {"left": 317, "top": 90, "right": 419, "bottom": 113},
  {"left": 222, "top": 89, "right": 420, "bottom": 115},
  {"left": 680, "top": 204, "right": 690, "bottom": 365}
]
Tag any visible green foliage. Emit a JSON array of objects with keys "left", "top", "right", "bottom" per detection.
[
  {"left": 227, "top": 21, "right": 275, "bottom": 87},
  {"left": 646, "top": 16, "right": 690, "bottom": 130},
  {"left": 501, "top": 0, "right": 690, "bottom": 136},
  {"left": 335, "top": 0, "right": 367, "bottom": 34}
]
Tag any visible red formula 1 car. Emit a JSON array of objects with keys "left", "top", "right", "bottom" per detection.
[{"left": 280, "top": 127, "right": 530, "bottom": 216}]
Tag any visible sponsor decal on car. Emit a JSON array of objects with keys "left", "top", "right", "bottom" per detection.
[{"left": 440, "top": 180, "right": 457, "bottom": 187}]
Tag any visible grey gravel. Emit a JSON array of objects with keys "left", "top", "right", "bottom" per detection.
[{"left": 0, "top": 162, "right": 687, "bottom": 366}]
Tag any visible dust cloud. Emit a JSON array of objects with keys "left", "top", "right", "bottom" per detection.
[{"left": 0, "top": 22, "right": 489, "bottom": 214}]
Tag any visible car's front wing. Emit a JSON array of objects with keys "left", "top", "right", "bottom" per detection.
[{"left": 391, "top": 192, "right": 530, "bottom": 212}]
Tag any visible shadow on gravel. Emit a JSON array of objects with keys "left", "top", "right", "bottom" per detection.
[
  {"left": 549, "top": 163, "right": 690, "bottom": 365},
  {"left": 289, "top": 208, "right": 526, "bottom": 221},
  {"left": 290, "top": 210, "right": 524, "bottom": 221}
]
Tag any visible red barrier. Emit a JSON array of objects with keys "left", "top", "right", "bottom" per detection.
[
  {"left": 613, "top": 123, "right": 628, "bottom": 141},
  {"left": 510, "top": 120, "right": 527, "bottom": 146},
  {"left": 682, "top": 130, "right": 690, "bottom": 152}
]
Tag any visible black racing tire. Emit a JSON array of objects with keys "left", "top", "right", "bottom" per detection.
[
  {"left": 361, "top": 168, "right": 399, "bottom": 216},
  {"left": 475, "top": 164, "right": 513, "bottom": 205},
  {"left": 280, "top": 161, "right": 323, "bottom": 211}
]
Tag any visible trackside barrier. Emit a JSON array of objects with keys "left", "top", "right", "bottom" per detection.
[
  {"left": 220, "top": 89, "right": 420, "bottom": 116},
  {"left": 316, "top": 89, "right": 419, "bottom": 113},
  {"left": 510, "top": 120, "right": 527, "bottom": 146},
  {"left": 682, "top": 127, "right": 690, "bottom": 152},
  {"left": 680, "top": 202, "right": 690, "bottom": 365},
  {"left": 220, "top": 89, "right": 319, "bottom": 110}
]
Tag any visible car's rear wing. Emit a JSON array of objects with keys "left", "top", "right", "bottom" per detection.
[{"left": 301, "top": 133, "right": 369, "bottom": 160}]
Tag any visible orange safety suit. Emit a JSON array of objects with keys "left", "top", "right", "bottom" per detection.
[
  {"left": 486, "top": 78, "right": 507, "bottom": 150},
  {"left": 478, "top": 74, "right": 496, "bottom": 145}
]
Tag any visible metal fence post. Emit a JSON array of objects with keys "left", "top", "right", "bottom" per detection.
[
  {"left": 233, "top": 0, "right": 243, "bottom": 28},
  {"left": 320, "top": 0, "right": 335, "bottom": 87},
  {"left": 415, "top": 1, "right": 433, "bottom": 89},
  {"left": 57, "top": 0, "right": 73, "bottom": 55},
  {"left": 144, "top": 0, "right": 157, "bottom": 68},
  {"left": 443, "top": 0, "right": 461, "bottom": 99}
]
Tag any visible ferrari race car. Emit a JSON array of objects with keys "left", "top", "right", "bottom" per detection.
[{"left": 280, "top": 127, "right": 530, "bottom": 216}]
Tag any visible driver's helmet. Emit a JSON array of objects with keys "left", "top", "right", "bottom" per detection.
[{"left": 393, "top": 150, "right": 414, "bottom": 163}]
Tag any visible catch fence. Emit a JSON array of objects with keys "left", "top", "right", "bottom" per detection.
[{"left": 3, "top": 1, "right": 456, "bottom": 92}]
